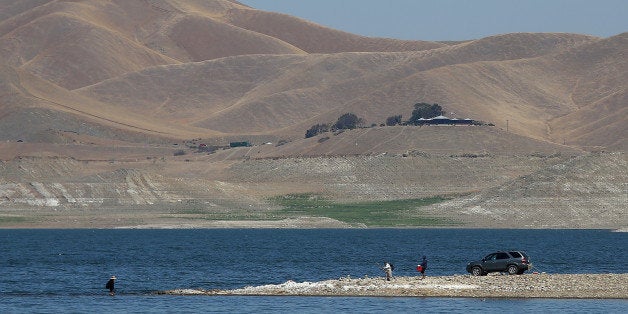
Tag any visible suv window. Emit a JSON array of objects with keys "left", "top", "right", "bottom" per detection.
[
  {"left": 496, "top": 253, "right": 509, "bottom": 259},
  {"left": 509, "top": 251, "right": 522, "bottom": 258}
]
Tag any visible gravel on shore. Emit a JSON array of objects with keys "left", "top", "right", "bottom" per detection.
[{"left": 161, "top": 273, "right": 628, "bottom": 299}]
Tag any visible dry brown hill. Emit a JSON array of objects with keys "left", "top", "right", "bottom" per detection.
[
  {"left": 0, "top": 0, "right": 625, "bottom": 228},
  {"left": 248, "top": 126, "right": 583, "bottom": 158},
  {"left": 0, "top": 0, "right": 624, "bottom": 151},
  {"left": 547, "top": 33, "right": 628, "bottom": 150},
  {"left": 0, "top": 0, "right": 445, "bottom": 90},
  {"left": 0, "top": 1, "right": 179, "bottom": 89},
  {"left": 69, "top": 32, "right": 623, "bottom": 151},
  {"left": 224, "top": 6, "right": 446, "bottom": 53}
]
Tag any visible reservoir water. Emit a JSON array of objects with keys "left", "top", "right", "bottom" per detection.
[{"left": 2, "top": 229, "right": 626, "bottom": 313}]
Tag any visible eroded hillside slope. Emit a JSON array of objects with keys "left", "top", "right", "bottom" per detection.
[
  {"left": 426, "top": 152, "right": 627, "bottom": 228},
  {"left": 2, "top": 150, "right": 624, "bottom": 229}
]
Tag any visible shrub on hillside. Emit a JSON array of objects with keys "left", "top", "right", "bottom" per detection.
[
  {"left": 305, "top": 123, "right": 330, "bottom": 138},
  {"left": 386, "top": 115, "right": 402, "bottom": 126}
]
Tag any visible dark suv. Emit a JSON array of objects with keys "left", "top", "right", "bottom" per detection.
[{"left": 466, "top": 251, "right": 531, "bottom": 276}]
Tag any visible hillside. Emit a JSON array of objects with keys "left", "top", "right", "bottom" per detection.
[
  {"left": 425, "top": 152, "right": 627, "bottom": 228},
  {"left": 0, "top": 0, "right": 625, "bottom": 228},
  {"left": 0, "top": 0, "right": 624, "bottom": 150},
  {"left": 1, "top": 150, "right": 624, "bottom": 229}
]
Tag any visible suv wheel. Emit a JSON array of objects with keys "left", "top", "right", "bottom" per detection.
[
  {"left": 471, "top": 266, "right": 483, "bottom": 276},
  {"left": 507, "top": 265, "right": 518, "bottom": 275}
]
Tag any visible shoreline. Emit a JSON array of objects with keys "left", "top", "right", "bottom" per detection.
[
  {"left": 1, "top": 217, "right": 626, "bottom": 230},
  {"left": 161, "top": 274, "right": 628, "bottom": 299}
]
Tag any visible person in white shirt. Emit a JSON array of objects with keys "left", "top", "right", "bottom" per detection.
[{"left": 382, "top": 262, "right": 393, "bottom": 281}]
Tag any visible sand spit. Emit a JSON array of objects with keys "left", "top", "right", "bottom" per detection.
[
  {"left": 116, "top": 217, "right": 356, "bottom": 229},
  {"left": 161, "top": 274, "right": 628, "bottom": 299}
]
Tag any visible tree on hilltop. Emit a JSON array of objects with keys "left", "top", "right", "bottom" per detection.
[
  {"left": 408, "top": 103, "right": 443, "bottom": 124},
  {"left": 305, "top": 113, "right": 364, "bottom": 139},
  {"left": 333, "top": 113, "right": 363, "bottom": 130}
]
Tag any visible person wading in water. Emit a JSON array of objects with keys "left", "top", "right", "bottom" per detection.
[{"left": 106, "top": 276, "right": 116, "bottom": 295}]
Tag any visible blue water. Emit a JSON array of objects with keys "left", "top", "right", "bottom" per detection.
[{"left": 2, "top": 229, "right": 627, "bottom": 313}]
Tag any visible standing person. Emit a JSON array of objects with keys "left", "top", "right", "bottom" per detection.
[
  {"left": 418, "top": 256, "right": 428, "bottom": 280},
  {"left": 382, "top": 262, "right": 393, "bottom": 281},
  {"left": 106, "top": 275, "right": 116, "bottom": 295}
]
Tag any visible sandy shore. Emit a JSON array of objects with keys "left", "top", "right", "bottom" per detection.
[{"left": 162, "top": 274, "right": 628, "bottom": 299}]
